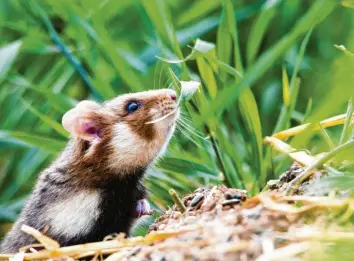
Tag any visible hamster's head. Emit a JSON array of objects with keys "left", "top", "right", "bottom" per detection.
[{"left": 62, "top": 89, "right": 179, "bottom": 173}]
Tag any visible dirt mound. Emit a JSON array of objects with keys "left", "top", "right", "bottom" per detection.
[{"left": 127, "top": 185, "right": 302, "bottom": 261}]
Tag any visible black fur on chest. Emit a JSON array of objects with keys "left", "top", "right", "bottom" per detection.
[{"left": 64, "top": 169, "right": 147, "bottom": 246}]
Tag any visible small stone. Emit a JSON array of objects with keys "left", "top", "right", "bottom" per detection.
[{"left": 191, "top": 193, "right": 204, "bottom": 207}]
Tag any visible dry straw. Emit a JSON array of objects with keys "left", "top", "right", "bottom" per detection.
[{"left": 0, "top": 226, "right": 191, "bottom": 260}]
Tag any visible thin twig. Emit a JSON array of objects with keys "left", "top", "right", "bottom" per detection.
[{"left": 169, "top": 189, "right": 186, "bottom": 213}]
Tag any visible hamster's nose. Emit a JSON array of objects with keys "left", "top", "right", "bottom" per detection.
[{"left": 168, "top": 90, "right": 177, "bottom": 101}]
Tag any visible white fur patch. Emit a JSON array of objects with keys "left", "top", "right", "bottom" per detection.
[
  {"left": 113, "top": 123, "right": 146, "bottom": 154},
  {"left": 110, "top": 123, "right": 150, "bottom": 170},
  {"left": 46, "top": 191, "right": 101, "bottom": 238}
]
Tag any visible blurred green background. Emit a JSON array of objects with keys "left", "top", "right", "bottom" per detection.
[{"left": 0, "top": 0, "right": 353, "bottom": 238}]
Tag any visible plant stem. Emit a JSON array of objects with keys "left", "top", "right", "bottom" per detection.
[
  {"left": 286, "top": 140, "right": 354, "bottom": 195},
  {"left": 204, "top": 124, "right": 232, "bottom": 188},
  {"left": 169, "top": 189, "right": 186, "bottom": 213}
]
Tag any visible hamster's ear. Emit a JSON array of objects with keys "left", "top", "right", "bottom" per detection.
[{"left": 62, "top": 101, "right": 102, "bottom": 141}]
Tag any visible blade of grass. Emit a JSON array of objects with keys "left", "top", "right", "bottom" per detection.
[
  {"left": 246, "top": 0, "right": 281, "bottom": 64},
  {"left": 0, "top": 150, "right": 49, "bottom": 202},
  {"left": 0, "top": 131, "right": 65, "bottom": 153},
  {"left": 303, "top": 98, "right": 313, "bottom": 123},
  {"left": 282, "top": 66, "right": 290, "bottom": 107},
  {"left": 0, "top": 40, "right": 22, "bottom": 83},
  {"left": 196, "top": 57, "right": 218, "bottom": 99},
  {"left": 273, "top": 28, "right": 313, "bottom": 133},
  {"left": 21, "top": 100, "right": 69, "bottom": 138},
  {"left": 8, "top": 74, "right": 77, "bottom": 113},
  {"left": 80, "top": 14, "right": 146, "bottom": 93},
  {"left": 157, "top": 157, "right": 218, "bottom": 177},
  {"left": 177, "top": 0, "right": 221, "bottom": 27},
  {"left": 141, "top": 0, "right": 187, "bottom": 77},
  {"left": 339, "top": 99, "right": 353, "bottom": 145},
  {"left": 319, "top": 123, "right": 335, "bottom": 150}
]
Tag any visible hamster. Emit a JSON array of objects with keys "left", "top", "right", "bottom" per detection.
[{"left": 0, "top": 88, "right": 179, "bottom": 253}]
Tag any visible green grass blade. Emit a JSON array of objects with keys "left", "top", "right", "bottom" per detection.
[
  {"left": 158, "top": 157, "right": 218, "bottom": 178},
  {"left": 339, "top": 99, "right": 354, "bottom": 145},
  {"left": 0, "top": 131, "right": 65, "bottom": 153},
  {"left": 8, "top": 74, "right": 77, "bottom": 113},
  {"left": 142, "top": 0, "right": 183, "bottom": 59},
  {"left": 0, "top": 40, "right": 22, "bottom": 82},
  {"left": 282, "top": 66, "right": 290, "bottom": 107},
  {"left": 21, "top": 100, "right": 69, "bottom": 138},
  {"left": 273, "top": 28, "right": 312, "bottom": 133},
  {"left": 238, "top": 88, "right": 264, "bottom": 190},
  {"left": 303, "top": 98, "right": 313, "bottom": 123},
  {"left": 0, "top": 150, "right": 48, "bottom": 202},
  {"left": 319, "top": 123, "right": 335, "bottom": 150},
  {"left": 246, "top": 0, "right": 281, "bottom": 64},
  {"left": 177, "top": 0, "right": 221, "bottom": 27}
]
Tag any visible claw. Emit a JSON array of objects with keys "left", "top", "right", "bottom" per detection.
[{"left": 134, "top": 199, "right": 155, "bottom": 218}]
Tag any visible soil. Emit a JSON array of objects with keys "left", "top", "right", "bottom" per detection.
[{"left": 123, "top": 186, "right": 302, "bottom": 261}]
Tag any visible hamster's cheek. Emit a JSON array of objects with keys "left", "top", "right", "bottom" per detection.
[
  {"left": 112, "top": 122, "right": 146, "bottom": 154},
  {"left": 108, "top": 122, "right": 155, "bottom": 171}
]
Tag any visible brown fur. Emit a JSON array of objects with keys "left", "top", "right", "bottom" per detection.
[
  {"left": 0, "top": 89, "right": 179, "bottom": 253},
  {"left": 66, "top": 89, "right": 177, "bottom": 186}
]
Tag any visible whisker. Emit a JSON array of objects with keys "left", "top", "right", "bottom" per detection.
[
  {"left": 167, "top": 82, "right": 174, "bottom": 89},
  {"left": 146, "top": 109, "right": 178, "bottom": 124},
  {"left": 179, "top": 114, "right": 197, "bottom": 126},
  {"left": 177, "top": 117, "right": 210, "bottom": 142},
  {"left": 177, "top": 116, "right": 208, "bottom": 139},
  {"left": 178, "top": 120, "right": 210, "bottom": 142},
  {"left": 175, "top": 125, "right": 202, "bottom": 148}
]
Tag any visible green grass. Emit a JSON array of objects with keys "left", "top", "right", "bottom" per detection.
[{"left": 1, "top": 0, "right": 354, "bottom": 242}]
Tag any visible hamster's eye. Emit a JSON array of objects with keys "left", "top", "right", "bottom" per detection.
[{"left": 126, "top": 101, "right": 141, "bottom": 114}]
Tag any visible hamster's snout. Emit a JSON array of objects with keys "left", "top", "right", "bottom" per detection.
[
  {"left": 169, "top": 91, "right": 177, "bottom": 101},
  {"left": 149, "top": 89, "right": 179, "bottom": 125},
  {"left": 166, "top": 89, "right": 177, "bottom": 102}
]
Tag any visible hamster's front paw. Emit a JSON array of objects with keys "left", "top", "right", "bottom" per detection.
[{"left": 134, "top": 199, "right": 155, "bottom": 218}]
